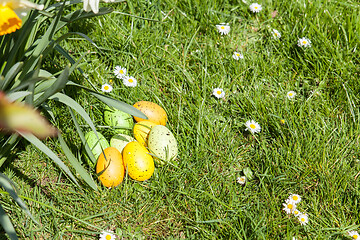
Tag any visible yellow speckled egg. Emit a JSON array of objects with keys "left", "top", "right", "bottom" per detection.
[
  {"left": 96, "top": 147, "right": 125, "bottom": 188},
  {"left": 123, "top": 141, "right": 155, "bottom": 181},
  {"left": 133, "top": 120, "right": 158, "bottom": 146},
  {"left": 133, "top": 101, "right": 167, "bottom": 125}
]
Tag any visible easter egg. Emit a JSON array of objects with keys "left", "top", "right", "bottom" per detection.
[
  {"left": 123, "top": 141, "right": 155, "bottom": 181},
  {"left": 133, "top": 120, "right": 158, "bottom": 146},
  {"left": 147, "top": 125, "right": 178, "bottom": 165},
  {"left": 110, "top": 134, "right": 136, "bottom": 154},
  {"left": 133, "top": 101, "right": 167, "bottom": 125},
  {"left": 96, "top": 147, "right": 125, "bottom": 188},
  {"left": 104, "top": 106, "right": 134, "bottom": 134},
  {"left": 85, "top": 131, "right": 110, "bottom": 159}
]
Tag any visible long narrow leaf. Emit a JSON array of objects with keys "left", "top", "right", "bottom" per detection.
[
  {"left": 34, "top": 65, "right": 69, "bottom": 106},
  {"left": 44, "top": 32, "right": 102, "bottom": 58},
  {"left": 7, "top": 91, "right": 32, "bottom": 101},
  {"left": 0, "top": 173, "right": 37, "bottom": 223},
  {"left": 58, "top": 134, "right": 98, "bottom": 191},
  {"left": 90, "top": 91, "right": 148, "bottom": 119},
  {"left": 19, "top": 132, "right": 79, "bottom": 187},
  {"left": 68, "top": 107, "right": 97, "bottom": 164},
  {"left": 49, "top": 92, "right": 98, "bottom": 137},
  {"left": 0, "top": 204, "right": 18, "bottom": 240},
  {"left": 66, "top": 81, "right": 148, "bottom": 119},
  {"left": 20, "top": 3, "right": 65, "bottom": 78},
  {"left": 1, "top": 62, "right": 23, "bottom": 90}
]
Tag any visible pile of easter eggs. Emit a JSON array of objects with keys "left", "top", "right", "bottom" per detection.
[{"left": 85, "top": 101, "right": 178, "bottom": 188}]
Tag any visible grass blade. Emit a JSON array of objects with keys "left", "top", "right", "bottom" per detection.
[{"left": 0, "top": 173, "right": 37, "bottom": 224}]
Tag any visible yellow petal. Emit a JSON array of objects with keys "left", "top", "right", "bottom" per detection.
[
  {"left": 0, "top": 93, "right": 58, "bottom": 139},
  {"left": 0, "top": 6, "right": 22, "bottom": 36}
]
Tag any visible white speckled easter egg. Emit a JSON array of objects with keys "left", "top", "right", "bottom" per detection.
[{"left": 147, "top": 125, "right": 178, "bottom": 165}]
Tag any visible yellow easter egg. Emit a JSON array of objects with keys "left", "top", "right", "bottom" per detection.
[
  {"left": 96, "top": 147, "right": 125, "bottom": 188},
  {"left": 123, "top": 141, "right": 155, "bottom": 181},
  {"left": 133, "top": 101, "right": 167, "bottom": 125},
  {"left": 133, "top": 120, "right": 158, "bottom": 146}
]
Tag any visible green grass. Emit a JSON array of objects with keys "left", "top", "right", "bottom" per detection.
[{"left": 2, "top": 0, "right": 360, "bottom": 239}]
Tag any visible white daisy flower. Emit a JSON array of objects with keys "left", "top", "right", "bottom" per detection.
[
  {"left": 216, "top": 24, "right": 230, "bottom": 35},
  {"left": 272, "top": 29, "right": 281, "bottom": 39},
  {"left": 123, "top": 76, "right": 137, "bottom": 87},
  {"left": 297, "top": 37, "right": 311, "bottom": 48},
  {"left": 282, "top": 198, "right": 295, "bottom": 214},
  {"left": 213, "top": 88, "right": 225, "bottom": 99},
  {"left": 113, "top": 66, "right": 127, "bottom": 79},
  {"left": 101, "top": 84, "right": 113, "bottom": 93},
  {"left": 245, "top": 120, "right": 261, "bottom": 134},
  {"left": 232, "top": 52, "right": 244, "bottom": 60},
  {"left": 298, "top": 213, "right": 309, "bottom": 225},
  {"left": 237, "top": 176, "right": 246, "bottom": 185},
  {"left": 348, "top": 231, "right": 360, "bottom": 239},
  {"left": 287, "top": 91, "right": 296, "bottom": 99},
  {"left": 292, "top": 238, "right": 297, "bottom": 240},
  {"left": 292, "top": 208, "right": 301, "bottom": 217},
  {"left": 99, "top": 230, "right": 116, "bottom": 240},
  {"left": 288, "top": 194, "right": 301, "bottom": 204},
  {"left": 249, "top": 3, "right": 262, "bottom": 13}
]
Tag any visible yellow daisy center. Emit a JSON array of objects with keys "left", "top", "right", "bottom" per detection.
[
  {"left": 128, "top": 79, "right": 133, "bottom": 83},
  {"left": 106, "top": 234, "right": 112, "bottom": 240},
  {"left": 353, "top": 235, "right": 358, "bottom": 240},
  {"left": 294, "top": 210, "right": 299, "bottom": 214},
  {"left": 255, "top": 6, "right": 258, "bottom": 9},
  {"left": 236, "top": 53, "right": 240, "bottom": 56},
  {"left": 292, "top": 195, "right": 298, "bottom": 201},
  {"left": 301, "top": 217, "right": 305, "bottom": 222},
  {"left": 221, "top": 26, "right": 225, "bottom": 29},
  {"left": 119, "top": 70, "right": 124, "bottom": 74},
  {"left": 287, "top": 204, "right": 293, "bottom": 209},
  {"left": 289, "top": 93, "right": 293, "bottom": 96},
  {"left": 104, "top": 86, "right": 109, "bottom": 90},
  {"left": 302, "top": 41, "right": 307, "bottom": 44},
  {"left": 250, "top": 124, "right": 256, "bottom": 129},
  {"left": 0, "top": 6, "right": 22, "bottom": 36},
  {"left": 216, "top": 90, "right": 222, "bottom": 95},
  {"left": 280, "top": 119, "right": 285, "bottom": 124}
]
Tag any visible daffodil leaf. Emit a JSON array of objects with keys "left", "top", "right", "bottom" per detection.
[
  {"left": 19, "top": 132, "right": 79, "bottom": 187},
  {"left": 0, "top": 204, "right": 18, "bottom": 240}
]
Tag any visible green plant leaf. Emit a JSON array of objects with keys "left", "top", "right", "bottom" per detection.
[
  {"left": 6, "top": 91, "right": 32, "bottom": 101},
  {"left": 20, "top": 4, "right": 65, "bottom": 79},
  {"left": 58, "top": 133, "right": 98, "bottom": 191},
  {"left": 0, "top": 204, "right": 18, "bottom": 240},
  {"left": 1, "top": 62, "right": 23, "bottom": 90},
  {"left": 19, "top": 132, "right": 79, "bottom": 187},
  {"left": 89, "top": 91, "right": 148, "bottom": 119},
  {"left": 0, "top": 173, "right": 37, "bottom": 224},
  {"left": 68, "top": 107, "right": 97, "bottom": 164},
  {"left": 66, "top": 81, "right": 147, "bottom": 119},
  {"left": 49, "top": 92, "right": 98, "bottom": 137},
  {"left": 34, "top": 65, "right": 70, "bottom": 106}
]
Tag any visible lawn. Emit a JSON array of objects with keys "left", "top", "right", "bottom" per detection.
[{"left": 1, "top": 0, "right": 360, "bottom": 239}]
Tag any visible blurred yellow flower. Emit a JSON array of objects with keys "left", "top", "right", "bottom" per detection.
[{"left": 0, "top": 0, "right": 44, "bottom": 36}]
